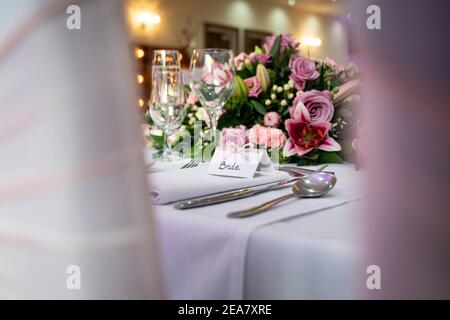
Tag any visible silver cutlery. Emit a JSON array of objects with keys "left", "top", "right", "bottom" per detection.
[
  {"left": 174, "top": 177, "right": 300, "bottom": 210},
  {"left": 181, "top": 159, "right": 200, "bottom": 169},
  {"left": 278, "top": 164, "right": 333, "bottom": 176},
  {"left": 227, "top": 171, "right": 337, "bottom": 219},
  {"left": 174, "top": 165, "right": 329, "bottom": 210}
]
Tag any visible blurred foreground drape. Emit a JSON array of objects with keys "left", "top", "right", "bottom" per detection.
[
  {"left": 0, "top": 0, "right": 162, "bottom": 299},
  {"left": 349, "top": 0, "right": 450, "bottom": 298}
]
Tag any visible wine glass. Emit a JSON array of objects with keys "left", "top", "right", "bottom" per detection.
[
  {"left": 149, "top": 67, "right": 186, "bottom": 160},
  {"left": 152, "top": 50, "right": 181, "bottom": 69},
  {"left": 151, "top": 50, "right": 181, "bottom": 102},
  {"left": 189, "top": 49, "right": 235, "bottom": 146}
]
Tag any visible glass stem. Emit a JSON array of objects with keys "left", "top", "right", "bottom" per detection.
[
  {"left": 163, "top": 129, "right": 172, "bottom": 158},
  {"left": 209, "top": 111, "right": 219, "bottom": 147}
]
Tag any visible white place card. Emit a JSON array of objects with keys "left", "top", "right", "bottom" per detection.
[{"left": 207, "top": 148, "right": 273, "bottom": 178}]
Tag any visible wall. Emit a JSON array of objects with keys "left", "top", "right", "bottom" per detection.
[{"left": 127, "top": 0, "right": 350, "bottom": 64}]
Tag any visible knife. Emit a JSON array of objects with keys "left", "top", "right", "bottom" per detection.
[
  {"left": 174, "top": 177, "right": 300, "bottom": 210},
  {"left": 174, "top": 165, "right": 330, "bottom": 210}
]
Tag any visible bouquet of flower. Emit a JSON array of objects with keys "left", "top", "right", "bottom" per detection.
[{"left": 144, "top": 34, "right": 362, "bottom": 165}]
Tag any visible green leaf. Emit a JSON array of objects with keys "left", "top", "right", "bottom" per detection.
[
  {"left": 296, "top": 157, "right": 319, "bottom": 166},
  {"left": 150, "top": 134, "right": 164, "bottom": 149},
  {"left": 269, "top": 35, "right": 282, "bottom": 60},
  {"left": 318, "top": 62, "right": 325, "bottom": 90},
  {"left": 267, "top": 69, "right": 277, "bottom": 83},
  {"left": 217, "top": 110, "right": 241, "bottom": 129},
  {"left": 318, "top": 151, "right": 344, "bottom": 164},
  {"left": 249, "top": 100, "right": 266, "bottom": 115}
]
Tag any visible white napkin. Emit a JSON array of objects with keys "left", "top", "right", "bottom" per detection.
[{"left": 148, "top": 164, "right": 290, "bottom": 204}]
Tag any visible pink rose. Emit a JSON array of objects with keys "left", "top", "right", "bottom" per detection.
[
  {"left": 291, "top": 90, "right": 334, "bottom": 123},
  {"left": 264, "top": 34, "right": 300, "bottom": 53},
  {"left": 283, "top": 102, "right": 341, "bottom": 157},
  {"left": 249, "top": 52, "right": 271, "bottom": 65},
  {"left": 263, "top": 111, "right": 282, "bottom": 127},
  {"left": 244, "top": 76, "right": 262, "bottom": 97},
  {"left": 248, "top": 124, "right": 286, "bottom": 149},
  {"left": 186, "top": 91, "right": 198, "bottom": 105},
  {"left": 219, "top": 126, "right": 247, "bottom": 149},
  {"left": 289, "top": 55, "right": 320, "bottom": 90}
]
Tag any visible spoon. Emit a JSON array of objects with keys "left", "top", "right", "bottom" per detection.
[
  {"left": 227, "top": 172, "right": 337, "bottom": 219},
  {"left": 174, "top": 165, "right": 330, "bottom": 210}
]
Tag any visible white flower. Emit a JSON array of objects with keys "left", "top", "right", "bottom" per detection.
[
  {"left": 288, "top": 93, "right": 294, "bottom": 99},
  {"left": 189, "top": 118, "right": 195, "bottom": 125},
  {"left": 150, "top": 128, "right": 163, "bottom": 136},
  {"left": 272, "top": 85, "right": 278, "bottom": 91},
  {"left": 265, "top": 99, "right": 271, "bottom": 106},
  {"left": 271, "top": 94, "right": 276, "bottom": 100},
  {"left": 277, "top": 87, "right": 283, "bottom": 93},
  {"left": 280, "top": 99, "right": 287, "bottom": 106},
  {"left": 283, "top": 84, "right": 290, "bottom": 91},
  {"left": 192, "top": 105, "right": 198, "bottom": 111},
  {"left": 288, "top": 79, "right": 295, "bottom": 88},
  {"left": 195, "top": 107, "right": 208, "bottom": 121}
]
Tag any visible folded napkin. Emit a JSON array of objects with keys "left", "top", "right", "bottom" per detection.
[{"left": 148, "top": 164, "right": 290, "bottom": 204}]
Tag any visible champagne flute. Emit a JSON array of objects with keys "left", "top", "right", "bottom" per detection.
[
  {"left": 149, "top": 67, "right": 186, "bottom": 160},
  {"left": 152, "top": 50, "right": 181, "bottom": 69},
  {"left": 189, "top": 49, "right": 235, "bottom": 146}
]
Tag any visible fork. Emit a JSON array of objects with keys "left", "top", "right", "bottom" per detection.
[{"left": 181, "top": 159, "right": 200, "bottom": 169}]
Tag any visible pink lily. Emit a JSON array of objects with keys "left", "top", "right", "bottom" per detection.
[
  {"left": 283, "top": 102, "right": 341, "bottom": 156},
  {"left": 201, "top": 62, "right": 232, "bottom": 87}
]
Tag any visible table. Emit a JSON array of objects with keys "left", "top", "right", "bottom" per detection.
[
  {"left": 149, "top": 161, "right": 365, "bottom": 299},
  {"left": 244, "top": 200, "right": 364, "bottom": 299}
]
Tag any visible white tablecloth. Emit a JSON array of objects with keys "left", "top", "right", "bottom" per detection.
[{"left": 149, "top": 161, "right": 365, "bottom": 299}]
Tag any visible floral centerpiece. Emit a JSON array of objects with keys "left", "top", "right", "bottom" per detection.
[{"left": 144, "top": 34, "right": 361, "bottom": 165}]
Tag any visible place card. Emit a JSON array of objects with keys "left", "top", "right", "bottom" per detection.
[{"left": 207, "top": 148, "right": 273, "bottom": 178}]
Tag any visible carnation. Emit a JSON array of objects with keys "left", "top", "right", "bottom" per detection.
[
  {"left": 248, "top": 124, "right": 286, "bottom": 149},
  {"left": 219, "top": 126, "right": 247, "bottom": 150},
  {"left": 264, "top": 34, "right": 300, "bottom": 53},
  {"left": 264, "top": 112, "right": 282, "bottom": 127},
  {"left": 323, "top": 57, "right": 344, "bottom": 74},
  {"left": 249, "top": 52, "right": 271, "bottom": 65}
]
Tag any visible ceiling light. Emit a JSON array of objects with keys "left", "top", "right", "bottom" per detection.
[{"left": 288, "top": 0, "right": 296, "bottom": 6}]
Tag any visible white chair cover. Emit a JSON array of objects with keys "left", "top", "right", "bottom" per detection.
[{"left": 0, "top": 0, "right": 162, "bottom": 299}]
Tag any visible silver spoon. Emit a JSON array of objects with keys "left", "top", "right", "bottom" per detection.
[
  {"left": 174, "top": 165, "right": 330, "bottom": 210},
  {"left": 227, "top": 172, "right": 337, "bottom": 219}
]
